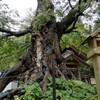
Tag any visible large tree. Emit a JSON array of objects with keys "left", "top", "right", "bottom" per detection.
[{"left": 0, "top": 0, "right": 99, "bottom": 92}]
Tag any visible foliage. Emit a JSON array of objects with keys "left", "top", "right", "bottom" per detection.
[
  {"left": 0, "top": 1, "right": 19, "bottom": 28},
  {"left": 43, "top": 0, "right": 51, "bottom": 10},
  {"left": 93, "top": 3, "right": 100, "bottom": 31},
  {"left": 0, "top": 34, "right": 30, "bottom": 70},
  {"left": 15, "top": 77, "right": 97, "bottom": 100},
  {"left": 60, "top": 21, "right": 89, "bottom": 53},
  {"left": 0, "top": 2, "right": 31, "bottom": 70},
  {"left": 34, "top": 10, "right": 54, "bottom": 31},
  {"left": 33, "top": 0, "right": 54, "bottom": 31}
]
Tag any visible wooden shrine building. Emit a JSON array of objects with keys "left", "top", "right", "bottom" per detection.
[{"left": 61, "top": 45, "right": 90, "bottom": 83}]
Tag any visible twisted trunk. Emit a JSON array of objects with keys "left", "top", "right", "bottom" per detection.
[{"left": 0, "top": 0, "right": 92, "bottom": 92}]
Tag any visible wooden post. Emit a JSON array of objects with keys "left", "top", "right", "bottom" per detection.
[
  {"left": 77, "top": 65, "right": 81, "bottom": 80},
  {"left": 52, "top": 67, "right": 56, "bottom": 100},
  {"left": 92, "top": 55, "right": 100, "bottom": 99},
  {"left": 86, "top": 28, "right": 100, "bottom": 99},
  {"left": 52, "top": 57, "right": 56, "bottom": 100}
]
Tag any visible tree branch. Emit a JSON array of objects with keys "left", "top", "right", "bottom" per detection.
[
  {"left": 36, "top": 0, "right": 54, "bottom": 14},
  {"left": 68, "top": 0, "right": 73, "bottom": 9},
  {"left": 56, "top": 0, "right": 91, "bottom": 39},
  {"left": 78, "top": 0, "right": 82, "bottom": 12},
  {"left": 0, "top": 27, "right": 31, "bottom": 37},
  {"left": 66, "top": 12, "right": 84, "bottom": 33},
  {"left": 36, "top": 0, "right": 44, "bottom": 14}
]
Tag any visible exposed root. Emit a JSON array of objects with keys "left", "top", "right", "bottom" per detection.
[
  {"left": 57, "top": 68, "right": 66, "bottom": 79},
  {"left": 40, "top": 69, "right": 49, "bottom": 92}
]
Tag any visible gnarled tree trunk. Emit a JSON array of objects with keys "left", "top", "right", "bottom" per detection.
[{"left": 0, "top": 0, "right": 92, "bottom": 92}]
